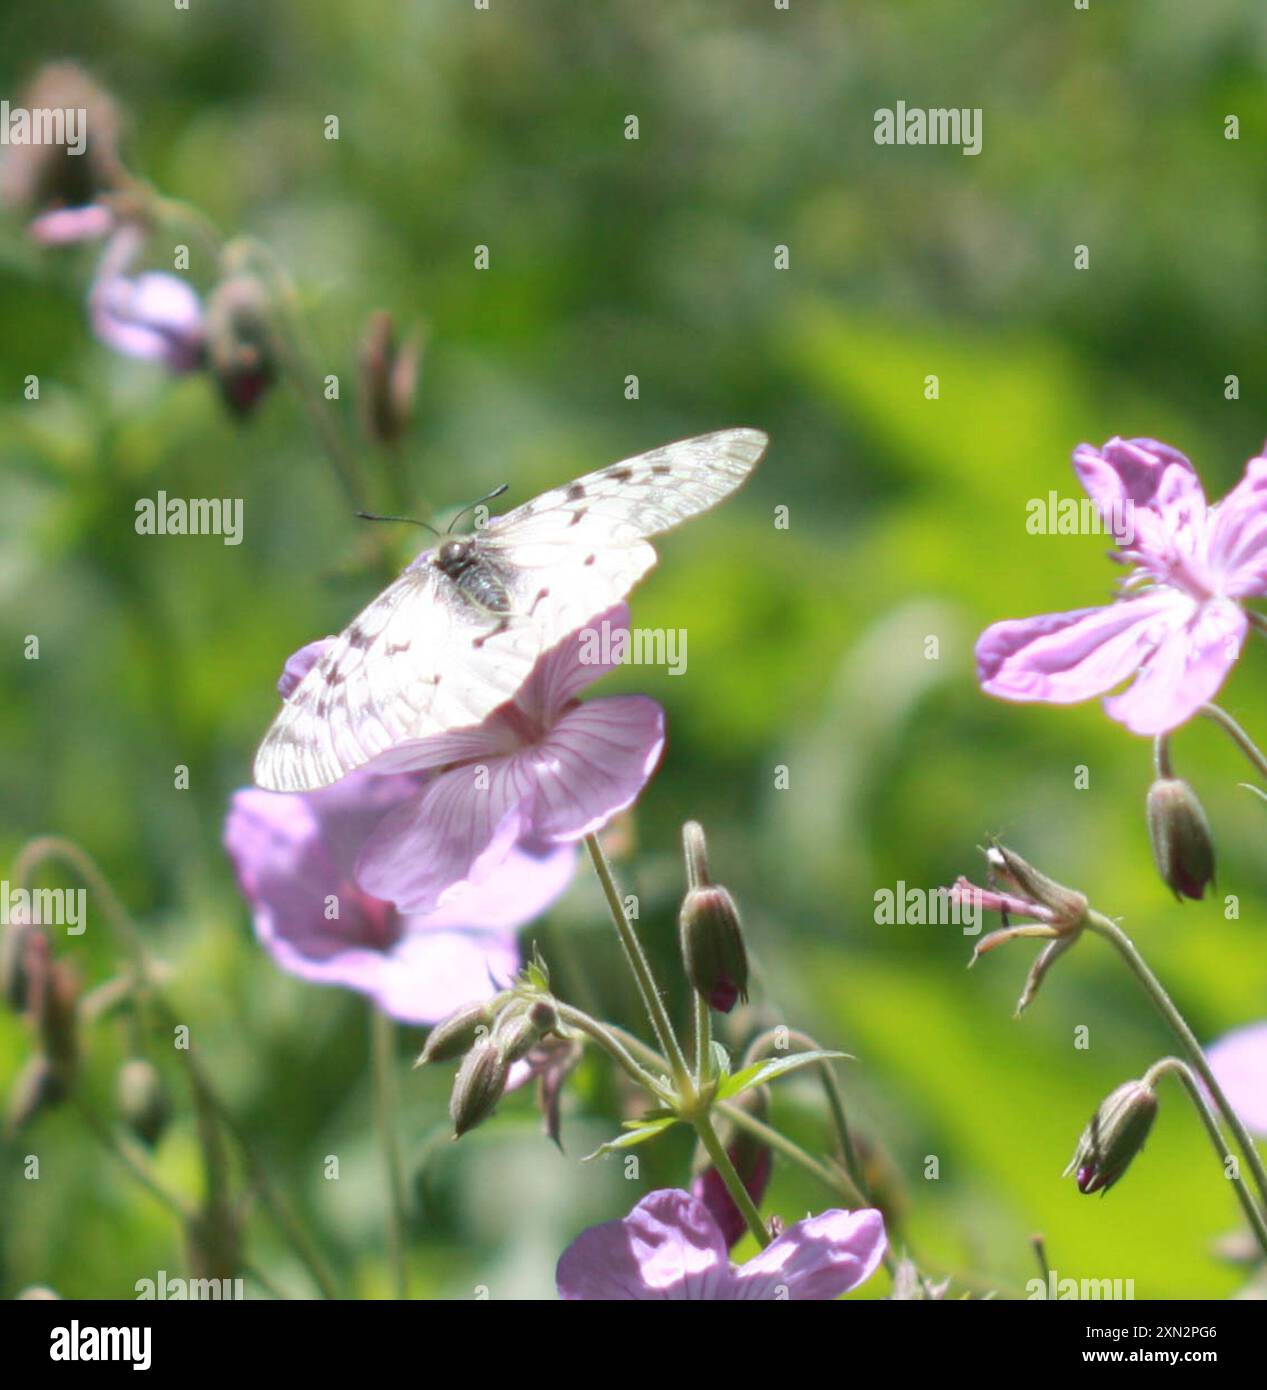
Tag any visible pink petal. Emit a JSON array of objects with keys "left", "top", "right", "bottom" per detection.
[
  {"left": 1206, "top": 1022, "right": 1267, "bottom": 1136},
  {"left": 977, "top": 591, "right": 1188, "bottom": 706},
  {"left": 419, "top": 839, "right": 577, "bottom": 932},
  {"left": 355, "top": 770, "right": 528, "bottom": 916},
  {"left": 515, "top": 604, "right": 633, "bottom": 725},
  {"left": 1073, "top": 438, "right": 1206, "bottom": 560},
  {"left": 1207, "top": 456, "right": 1267, "bottom": 598},
  {"left": 556, "top": 1190, "right": 734, "bottom": 1300},
  {"left": 90, "top": 271, "right": 204, "bottom": 371},
  {"left": 733, "top": 1208, "right": 887, "bottom": 1301},
  {"left": 372, "top": 928, "right": 518, "bottom": 1025},
  {"left": 523, "top": 695, "right": 665, "bottom": 842},
  {"left": 1104, "top": 597, "right": 1246, "bottom": 735},
  {"left": 28, "top": 204, "right": 114, "bottom": 245}
]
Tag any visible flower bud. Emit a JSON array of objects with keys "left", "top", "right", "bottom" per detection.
[
  {"left": 5, "top": 1054, "right": 66, "bottom": 1136},
  {"left": 1, "top": 919, "right": 39, "bottom": 1012},
  {"left": 116, "top": 1058, "right": 170, "bottom": 1148},
  {"left": 1146, "top": 777, "right": 1215, "bottom": 901},
  {"left": 1064, "top": 1079, "right": 1159, "bottom": 1195},
  {"left": 449, "top": 1039, "right": 510, "bottom": 1138},
  {"left": 205, "top": 271, "right": 276, "bottom": 416},
  {"left": 680, "top": 885, "right": 748, "bottom": 1013},
  {"left": 418, "top": 998, "right": 498, "bottom": 1065},
  {"left": 492, "top": 1006, "right": 541, "bottom": 1065},
  {"left": 358, "top": 310, "right": 422, "bottom": 445}
]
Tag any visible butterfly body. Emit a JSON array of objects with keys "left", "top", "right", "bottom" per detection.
[
  {"left": 433, "top": 537, "right": 514, "bottom": 615},
  {"left": 254, "top": 427, "right": 769, "bottom": 793}
]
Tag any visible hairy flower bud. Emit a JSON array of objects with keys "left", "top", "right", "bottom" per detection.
[
  {"left": 358, "top": 310, "right": 421, "bottom": 445},
  {"left": 449, "top": 1039, "right": 510, "bottom": 1138},
  {"left": 205, "top": 270, "right": 276, "bottom": 416},
  {"left": 1064, "top": 1079, "right": 1159, "bottom": 1195},
  {"left": 680, "top": 885, "right": 748, "bottom": 1013},
  {"left": 1146, "top": 777, "right": 1215, "bottom": 901},
  {"left": 5, "top": 1054, "right": 66, "bottom": 1135},
  {"left": 492, "top": 1006, "right": 541, "bottom": 1065},
  {"left": 116, "top": 1058, "right": 170, "bottom": 1148},
  {"left": 418, "top": 998, "right": 498, "bottom": 1065}
]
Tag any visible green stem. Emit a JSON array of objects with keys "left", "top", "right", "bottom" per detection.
[
  {"left": 693, "top": 1112, "right": 770, "bottom": 1248},
  {"left": 552, "top": 1002, "right": 675, "bottom": 1104},
  {"left": 1153, "top": 733, "right": 1172, "bottom": 780},
  {"left": 1086, "top": 910, "right": 1267, "bottom": 1214},
  {"left": 584, "top": 834, "right": 692, "bottom": 1094},
  {"left": 1199, "top": 703, "right": 1267, "bottom": 779},
  {"left": 693, "top": 994, "right": 713, "bottom": 1089},
  {"left": 716, "top": 1100, "right": 867, "bottom": 1208},
  {"left": 1144, "top": 1057, "right": 1267, "bottom": 1258},
  {"left": 743, "top": 1026, "right": 865, "bottom": 1198},
  {"left": 371, "top": 1007, "right": 409, "bottom": 1299},
  {"left": 14, "top": 838, "right": 340, "bottom": 1299},
  {"left": 74, "top": 1095, "right": 193, "bottom": 1223}
]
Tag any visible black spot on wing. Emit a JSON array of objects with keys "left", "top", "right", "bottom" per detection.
[
  {"left": 606, "top": 466, "right": 634, "bottom": 482},
  {"left": 566, "top": 483, "right": 586, "bottom": 500}
]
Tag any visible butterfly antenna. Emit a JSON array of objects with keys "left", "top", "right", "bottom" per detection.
[
  {"left": 447, "top": 483, "right": 509, "bottom": 534},
  {"left": 355, "top": 510, "right": 442, "bottom": 538}
]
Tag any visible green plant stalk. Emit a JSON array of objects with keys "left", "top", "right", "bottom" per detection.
[
  {"left": 1086, "top": 910, "right": 1267, "bottom": 1215},
  {"left": 14, "top": 838, "right": 340, "bottom": 1299},
  {"left": 717, "top": 1099, "right": 868, "bottom": 1208},
  {"left": 744, "top": 1025, "right": 865, "bottom": 1200},
  {"left": 693, "top": 993, "right": 713, "bottom": 1090},
  {"left": 584, "top": 834, "right": 692, "bottom": 1092},
  {"left": 1200, "top": 702, "right": 1267, "bottom": 778},
  {"left": 551, "top": 1001, "right": 675, "bottom": 1104},
  {"left": 692, "top": 1112, "right": 771, "bottom": 1248},
  {"left": 371, "top": 1007, "right": 409, "bottom": 1299},
  {"left": 1144, "top": 1058, "right": 1267, "bottom": 1258}
]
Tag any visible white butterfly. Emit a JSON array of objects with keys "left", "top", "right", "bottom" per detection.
[{"left": 253, "top": 427, "right": 769, "bottom": 792}]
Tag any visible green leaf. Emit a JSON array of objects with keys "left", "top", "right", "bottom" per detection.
[
  {"left": 582, "top": 1115, "right": 678, "bottom": 1161},
  {"left": 709, "top": 1040, "right": 732, "bottom": 1084},
  {"left": 715, "top": 1050, "right": 850, "bottom": 1102}
]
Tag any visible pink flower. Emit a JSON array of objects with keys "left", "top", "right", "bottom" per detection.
[
  {"left": 88, "top": 226, "right": 204, "bottom": 372},
  {"left": 353, "top": 605, "right": 664, "bottom": 916},
  {"left": 556, "top": 1190, "right": 886, "bottom": 1300},
  {"left": 28, "top": 203, "right": 114, "bottom": 245},
  {"left": 1206, "top": 1021, "right": 1267, "bottom": 1136},
  {"left": 977, "top": 438, "right": 1267, "bottom": 735},
  {"left": 224, "top": 772, "right": 576, "bottom": 1025}
]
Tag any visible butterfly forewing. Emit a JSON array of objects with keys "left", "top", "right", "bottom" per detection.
[{"left": 253, "top": 427, "right": 768, "bottom": 792}]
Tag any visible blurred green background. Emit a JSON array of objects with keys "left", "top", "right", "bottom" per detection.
[{"left": 3, "top": 0, "right": 1267, "bottom": 1300}]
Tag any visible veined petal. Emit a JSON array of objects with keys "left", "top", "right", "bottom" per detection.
[
  {"left": 1105, "top": 597, "right": 1247, "bottom": 735},
  {"left": 354, "top": 764, "right": 529, "bottom": 916},
  {"left": 733, "top": 1208, "right": 887, "bottom": 1301},
  {"left": 556, "top": 1190, "right": 733, "bottom": 1300},
  {"left": 522, "top": 695, "right": 665, "bottom": 843},
  {"left": 418, "top": 839, "right": 577, "bottom": 932},
  {"left": 515, "top": 604, "right": 633, "bottom": 725},
  {"left": 1073, "top": 438, "right": 1205, "bottom": 562},
  {"left": 977, "top": 591, "right": 1188, "bottom": 705},
  {"left": 1207, "top": 456, "right": 1267, "bottom": 598}
]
